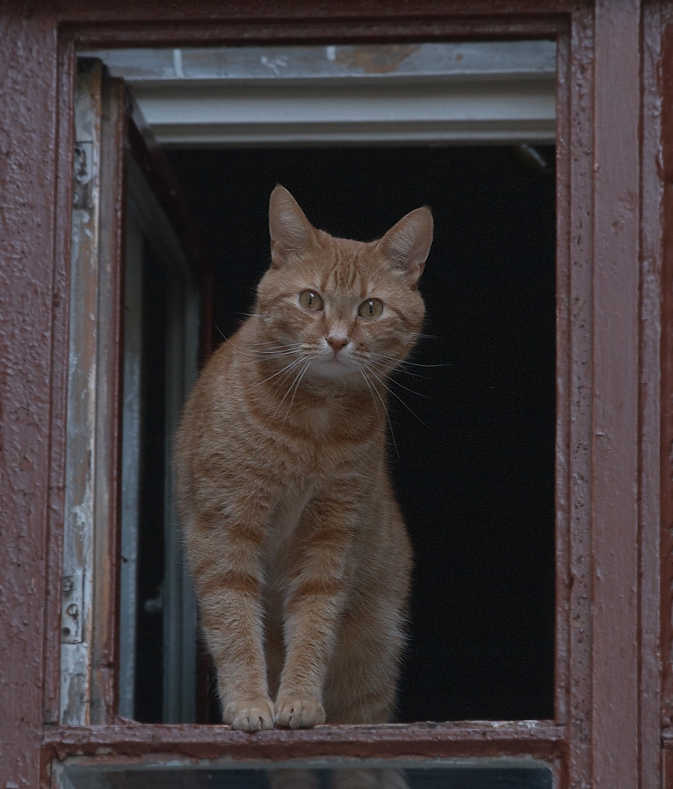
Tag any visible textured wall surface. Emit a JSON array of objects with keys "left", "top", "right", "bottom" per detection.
[{"left": 0, "top": 3, "right": 61, "bottom": 787}]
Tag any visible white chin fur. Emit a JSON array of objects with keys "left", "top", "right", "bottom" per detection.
[{"left": 308, "top": 356, "right": 360, "bottom": 379}]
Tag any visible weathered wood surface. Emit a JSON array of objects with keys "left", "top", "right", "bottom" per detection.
[
  {"left": 60, "top": 59, "right": 125, "bottom": 726},
  {"left": 0, "top": 2, "right": 667, "bottom": 789}
]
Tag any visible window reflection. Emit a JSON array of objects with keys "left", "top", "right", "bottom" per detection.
[{"left": 57, "top": 762, "right": 553, "bottom": 789}]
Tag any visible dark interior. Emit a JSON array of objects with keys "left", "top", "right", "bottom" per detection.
[
  {"left": 163, "top": 145, "right": 556, "bottom": 722},
  {"left": 134, "top": 244, "right": 168, "bottom": 722}
]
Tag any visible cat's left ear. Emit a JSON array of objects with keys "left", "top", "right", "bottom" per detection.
[{"left": 375, "top": 207, "right": 433, "bottom": 286}]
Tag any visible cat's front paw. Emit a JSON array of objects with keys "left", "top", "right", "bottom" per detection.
[
  {"left": 223, "top": 696, "right": 275, "bottom": 731},
  {"left": 274, "top": 695, "right": 326, "bottom": 729}
]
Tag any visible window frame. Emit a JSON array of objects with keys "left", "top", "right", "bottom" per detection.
[
  {"left": 54, "top": 5, "right": 573, "bottom": 770},
  {"left": 0, "top": 1, "right": 665, "bottom": 787},
  {"left": 120, "top": 132, "right": 202, "bottom": 724}
]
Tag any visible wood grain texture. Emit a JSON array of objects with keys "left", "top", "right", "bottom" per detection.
[
  {"left": 60, "top": 57, "right": 108, "bottom": 727},
  {"left": 58, "top": 0, "right": 569, "bottom": 50},
  {"left": 43, "top": 720, "right": 565, "bottom": 761},
  {"left": 42, "top": 33, "right": 77, "bottom": 732},
  {"left": 91, "top": 71, "right": 127, "bottom": 724},
  {"left": 592, "top": 1, "right": 641, "bottom": 787},
  {"left": 565, "top": 5, "right": 594, "bottom": 787},
  {"left": 660, "top": 11, "right": 673, "bottom": 739},
  {"left": 639, "top": 4, "right": 664, "bottom": 788},
  {"left": 554, "top": 22, "right": 571, "bottom": 732}
]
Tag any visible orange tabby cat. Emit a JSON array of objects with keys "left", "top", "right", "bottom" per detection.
[{"left": 176, "top": 186, "right": 432, "bottom": 746}]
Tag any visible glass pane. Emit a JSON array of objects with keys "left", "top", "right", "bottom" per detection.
[{"left": 57, "top": 762, "right": 552, "bottom": 789}]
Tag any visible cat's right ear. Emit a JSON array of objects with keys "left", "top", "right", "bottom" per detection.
[{"left": 269, "top": 185, "right": 317, "bottom": 268}]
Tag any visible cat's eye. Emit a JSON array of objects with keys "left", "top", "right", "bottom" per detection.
[
  {"left": 299, "top": 290, "right": 324, "bottom": 311},
  {"left": 358, "top": 298, "right": 384, "bottom": 319}
]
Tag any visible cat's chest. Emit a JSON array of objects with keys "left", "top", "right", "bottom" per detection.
[
  {"left": 273, "top": 415, "right": 362, "bottom": 477},
  {"left": 262, "top": 482, "right": 315, "bottom": 578},
  {"left": 302, "top": 402, "right": 334, "bottom": 435},
  {"left": 270, "top": 482, "right": 314, "bottom": 540}
]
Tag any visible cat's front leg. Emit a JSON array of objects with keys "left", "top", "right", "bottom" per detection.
[
  {"left": 187, "top": 505, "right": 274, "bottom": 731},
  {"left": 275, "top": 493, "right": 355, "bottom": 728}
]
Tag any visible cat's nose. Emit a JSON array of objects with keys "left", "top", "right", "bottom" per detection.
[{"left": 327, "top": 334, "right": 349, "bottom": 354}]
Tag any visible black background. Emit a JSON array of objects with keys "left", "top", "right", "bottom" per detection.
[{"left": 167, "top": 145, "right": 556, "bottom": 722}]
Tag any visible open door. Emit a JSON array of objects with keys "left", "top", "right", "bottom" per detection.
[{"left": 61, "top": 58, "right": 206, "bottom": 726}]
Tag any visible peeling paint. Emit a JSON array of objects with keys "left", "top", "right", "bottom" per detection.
[
  {"left": 334, "top": 45, "right": 419, "bottom": 75},
  {"left": 59, "top": 60, "right": 104, "bottom": 727}
]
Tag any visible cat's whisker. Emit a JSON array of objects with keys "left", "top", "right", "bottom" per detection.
[
  {"left": 269, "top": 362, "right": 311, "bottom": 398},
  {"left": 359, "top": 369, "right": 382, "bottom": 420},
  {"left": 370, "top": 362, "right": 431, "bottom": 400},
  {"left": 253, "top": 356, "right": 305, "bottom": 390},
  {"left": 252, "top": 339, "right": 289, "bottom": 348},
  {"left": 370, "top": 351, "right": 448, "bottom": 370},
  {"left": 361, "top": 369, "right": 399, "bottom": 458},
  {"left": 402, "top": 360, "right": 448, "bottom": 369},
  {"left": 246, "top": 338, "right": 296, "bottom": 352},
  {"left": 251, "top": 340, "right": 309, "bottom": 359},
  {"left": 282, "top": 361, "right": 312, "bottom": 426},
  {"left": 368, "top": 354, "right": 425, "bottom": 378},
  {"left": 391, "top": 366, "right": 425, "bottom": 379},
  {"left": 272, "top": 360, "right": 310, "bottom": 421},
  {"left": 240, "top": 351, "right": 299, "bottom": 363},
  {"left": 217, "top": 330, "right": 296, "bottom": 358},
  {"left": 241, "top": 348, "right": 298, "bottom": 359},
  {"left": 366, "top": 368, "right": 429, "bottom": 428},
  {"left": 224, "top": 336, "right": 299, "bottom": 360}
]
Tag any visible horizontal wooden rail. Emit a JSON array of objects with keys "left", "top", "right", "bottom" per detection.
[{"left": 44, "top": 720, "right": 565, "bottom": 763}]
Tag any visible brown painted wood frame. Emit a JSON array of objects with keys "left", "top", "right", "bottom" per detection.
[
  {"left": 660, "top": 2, "right": 673, "bottom": 784},
  {"left": 0, "top": 0, "right": 666, "bottom": 787}
]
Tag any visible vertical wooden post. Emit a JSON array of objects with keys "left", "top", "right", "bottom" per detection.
[
  {"left": 592, "top": 1, "right": 642, "bottom": 786},
  {"left": 60, "top": 59, "right": 125, "bottom": 725}
]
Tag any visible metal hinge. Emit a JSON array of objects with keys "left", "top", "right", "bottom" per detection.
[
  {"left": 73, "top": 140, "right": 95, "bottom": 210},
  {"left": 61, "top": 572, "right": 84, "bottom": 644}
]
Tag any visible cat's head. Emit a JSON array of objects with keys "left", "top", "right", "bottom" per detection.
[{"left": 254, "top": 185, "right": 432, "bottom": 385}]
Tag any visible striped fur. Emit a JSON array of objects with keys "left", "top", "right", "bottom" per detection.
[{"left": 176, "top": 186, "right": 432, "bottom": 737}]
